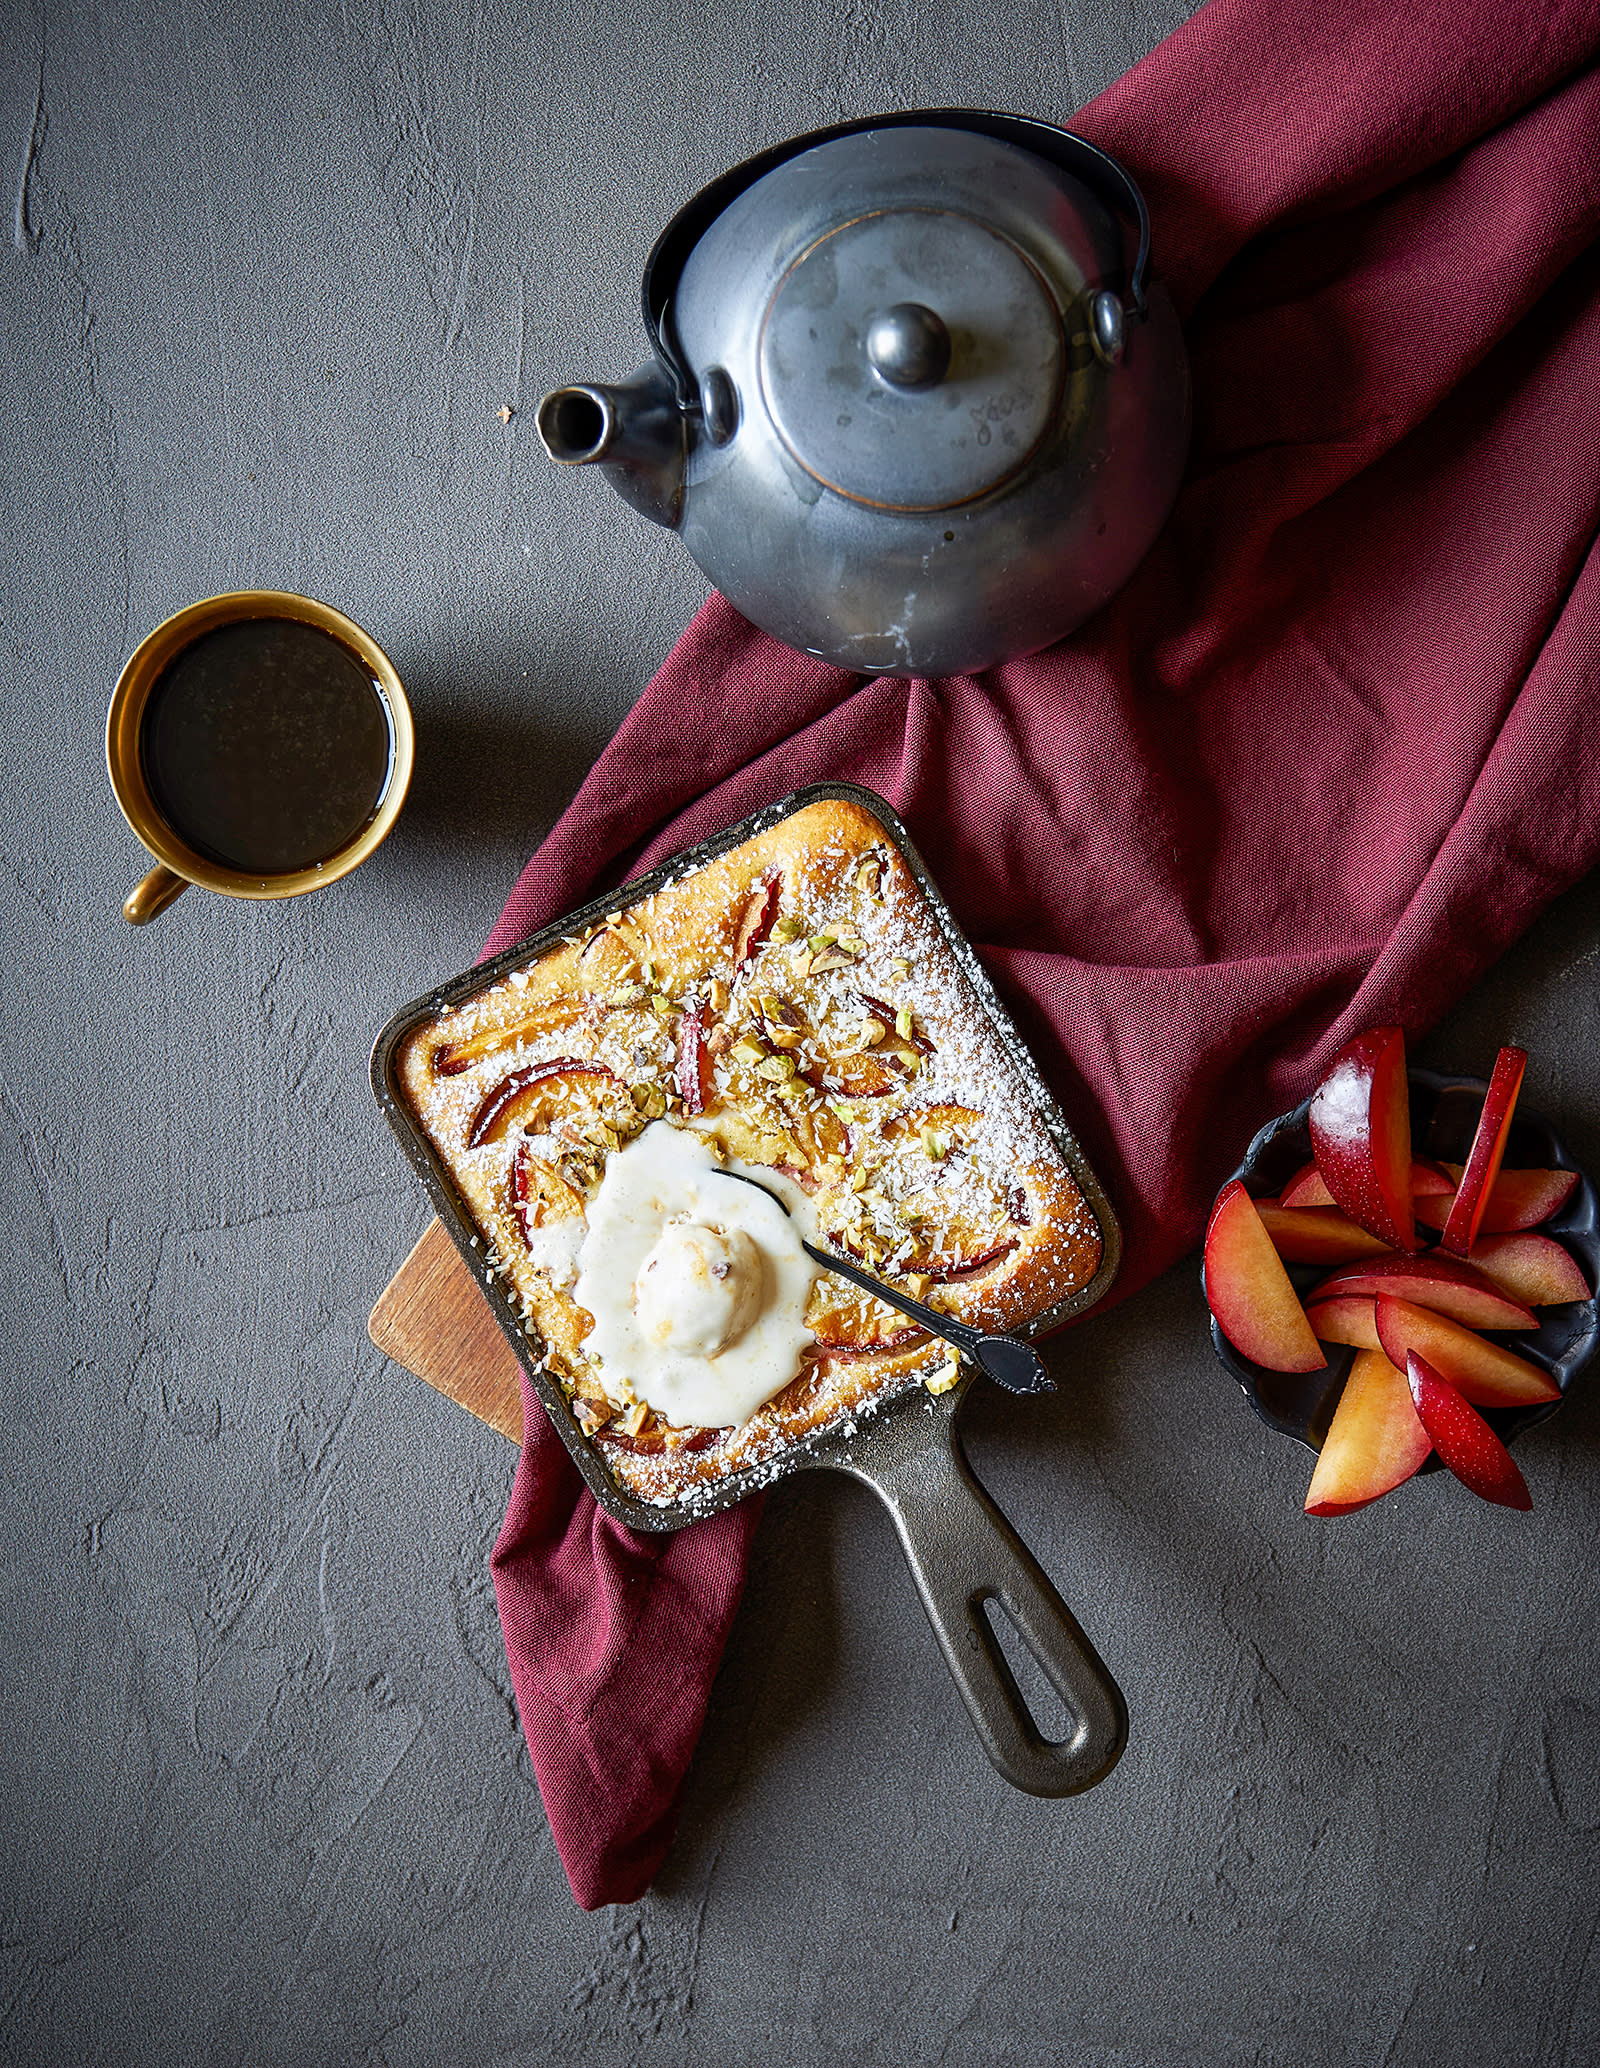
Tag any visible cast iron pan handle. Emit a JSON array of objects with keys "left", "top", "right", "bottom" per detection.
[{"left": 836, "top": 1404, "right": 1126, "bottom": 1796}]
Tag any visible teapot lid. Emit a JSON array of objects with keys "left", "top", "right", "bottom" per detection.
[
  {"left": 653, "top": 113, "right": 1152, "bottom": 521},
  {"left": 759, "top": 207, "right": 1063, "bottom": 511}
]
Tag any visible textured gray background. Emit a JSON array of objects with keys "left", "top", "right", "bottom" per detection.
[{"left": 4, "top": 0, "right": 1598, "bottom": 2062}]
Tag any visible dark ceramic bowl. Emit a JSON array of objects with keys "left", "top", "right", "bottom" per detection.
[{"left": 1207, "top": 1068, "right": 1600, "bottom": 1461}]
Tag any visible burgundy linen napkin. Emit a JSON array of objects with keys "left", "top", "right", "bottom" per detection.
[{"left": 489, "top": 0, "right": 1600, "bottom": 1908}]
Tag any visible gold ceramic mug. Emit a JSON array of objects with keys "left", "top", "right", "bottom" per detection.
[{"left": 107, "top": 590, "right": 414, "bottom": 924}]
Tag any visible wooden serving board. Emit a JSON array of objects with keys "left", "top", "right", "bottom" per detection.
[{"left": 369, "top": 1220, "right": 523, "bottom": 1444}]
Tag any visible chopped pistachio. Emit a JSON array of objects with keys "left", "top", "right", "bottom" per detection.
[
  {"left": 608, "top": 982, "right": 649, "bottom": 1006},
  {"left": 837, "top": 933, "right": 867, "bottom": 954},
  {"left": 923, "top": 1359, "right": 961, "bottom": 1396},
  {"left": 708, "top": 977, "right": 731, "bottom": 1013},
  {"left": 767, "top": 1025, "right": 804, "bottom": 1051},
  {"left": 771, "top": 915, "right": 805, "bottom": 943},
  {"left": 640, "top": 959, "right": 656, "bottom": 984},
  {"left": 631, "top": 1082, "right": 668, "bottom": 1119},
  {"left": 618, "top": 1400, "right": 650, "bottom": 1437},
  {"left": 757, "top": 1053, "right": 799, "bottom": 1082},
  {"left": 849, "top": 1166, "right": 870, "bottom": 1193},
  {"left": 921, "top": 1128, "right": 950, "bottom": 1161},
  {"left": 855, "top": 856, "right": 883, "bottom": 898},
  {"left": 857, "top": 1017, "right": 887, "bottom": 1048},
  {"left": 889, "top": 957, "right": 913, "bottom": 978},
  {"left": 895, "top": 1006, "right": 915, "bottom": 1039},
  {"left": 806, "top": 930, "right": 838, "bottom": 953},
  {"left": 649, "top": 991, "right": 673, "bottom": 1017},
  {"left": 809, "top": 944, "right": 857, "bottom": 973},
  {"left": 904, "top": 1271, "right": 932, "bottom": 1300},
  {"left": 731, "top": 1035, "right": 768, "bottom": 1066}
]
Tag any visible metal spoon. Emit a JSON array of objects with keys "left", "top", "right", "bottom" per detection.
[{"left": 710, "top": 1167, "right": 1054, "bottom": 1395}]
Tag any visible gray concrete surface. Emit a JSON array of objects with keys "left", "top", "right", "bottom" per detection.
[{"left": 4, "top": 0, "right": 1598, "bottom": 2062}]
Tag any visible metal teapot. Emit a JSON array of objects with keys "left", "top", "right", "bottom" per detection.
[{"left": 537, "top": 110, "right": 1189, "bottom": 677}]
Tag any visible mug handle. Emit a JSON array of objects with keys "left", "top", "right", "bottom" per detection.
[{"left": 124, "top": 864, "right": 188, "bottom": 924}]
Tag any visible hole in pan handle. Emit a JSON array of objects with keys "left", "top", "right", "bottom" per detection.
[{"left": 841, "top": 1407, "right": 1127, "bottom": 1796}]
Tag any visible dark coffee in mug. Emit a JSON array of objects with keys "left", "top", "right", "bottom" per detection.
[{"left": 139, "top": 616, "right": 394, "bottom": 876}]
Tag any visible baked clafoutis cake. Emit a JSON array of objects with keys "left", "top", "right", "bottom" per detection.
[{"left": 395, "top": 797, "right": 1105, "bottom": 1507}]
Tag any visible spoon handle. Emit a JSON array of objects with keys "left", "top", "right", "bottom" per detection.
[{"left": 801, "top": 1239, "right": 988, "bottom": 1357}]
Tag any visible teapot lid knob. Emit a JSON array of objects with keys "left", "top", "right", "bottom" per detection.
[
  {"left": 865, "top": 302, "right": 951, "bottom": 390},
  {"left": 758, "top": 209, "right": 1064, "bottom": 513}
]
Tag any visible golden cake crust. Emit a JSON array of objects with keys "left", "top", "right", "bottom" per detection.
[{"left": 395, "top": 799, "right": 1103, "bottom": 1505}]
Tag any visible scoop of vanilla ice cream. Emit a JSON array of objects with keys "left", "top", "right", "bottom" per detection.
[{"left": 633, "top": 1217, "right": 765, "bottom": 1357}]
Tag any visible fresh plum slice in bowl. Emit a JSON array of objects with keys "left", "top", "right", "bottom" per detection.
[{"left": 1205, "top": 1068, "right": 1599, "bottom": 1467}]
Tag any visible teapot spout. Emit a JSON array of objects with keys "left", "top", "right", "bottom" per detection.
[{"left": 536, "top": 366, "right": 684, "bottom": 529}]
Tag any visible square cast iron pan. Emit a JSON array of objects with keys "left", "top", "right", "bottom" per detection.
[{"left": 371, "top": 782, "right": 1128, "bottom": 1795}]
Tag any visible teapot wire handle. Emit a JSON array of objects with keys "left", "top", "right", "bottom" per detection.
[
  {"left": 1055, "top": 130, "right": 1151, "bottom": 324},
  {"left": 641, "top": 109, "right": 1154, "bottom": 412}
]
